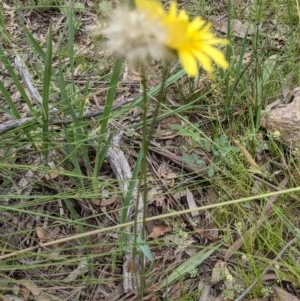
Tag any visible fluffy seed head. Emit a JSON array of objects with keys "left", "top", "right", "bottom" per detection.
[{"left": 102, "top": 7, "right": 170, "bottom": 65}]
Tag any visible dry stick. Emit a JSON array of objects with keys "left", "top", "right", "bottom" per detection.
[
  {"left": 0, "top": 96, "right": 137, "bottom": 135},
  {"left": 107, "top": 131, "right": 144, "bottom": 293},
  {"left": 1, "top": 187, "right": 300, "bottom": 261},
  {"left": 233, "top": 237, "right": 296, "bottom": 301},
  {"left": 0, "top": 117, "right": 34, "bottom": 134},
  {"left": 1, "top": 54, "right": 138, "bottom": 133}
]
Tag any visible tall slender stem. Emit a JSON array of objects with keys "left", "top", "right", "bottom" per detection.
[{"left": 135, "top": 66, "right": 169, "bottom": 298}]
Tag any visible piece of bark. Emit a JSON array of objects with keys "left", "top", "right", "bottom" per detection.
[
  {"left": 15, "top": 54, "right": 43, "bottom": 106},
  {"left": 107, "top": 131, "right": 144, "bottom": 293},
  {"left": 262, "top": 87, "right": 300, "bottom": 147}
]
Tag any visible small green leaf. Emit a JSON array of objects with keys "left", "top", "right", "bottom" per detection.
[
  {"left": 136, "top": 236, "right": 154, "bottom": 262},
  {"left": 207, "top": 166, "right": 215, "bottom": 178}
]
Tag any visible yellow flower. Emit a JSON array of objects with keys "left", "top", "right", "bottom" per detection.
[
  {"left": 135, "top": 0, "right": 229, "bottom": 77},
  {"left": 103, "top": 0, "right": 229, "bottom": 76},
  {"left": 164, "top": 2, "right": 229, "bottom": 76}
]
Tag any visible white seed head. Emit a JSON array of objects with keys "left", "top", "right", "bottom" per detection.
[{"left": 102, "top": 7, "right": 170, "bottom": 64}]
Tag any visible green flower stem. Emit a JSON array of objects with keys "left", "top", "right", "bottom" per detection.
[{"left": 135, "top": 66, "right": 169, "bottom": 296}]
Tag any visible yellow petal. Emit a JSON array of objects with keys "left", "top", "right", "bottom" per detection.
[
  {"left": 169, "top": 2, "right": 178, "bottom": 17},
  {"left": 201, "top": 45, "right": 229, "bottom": 69},
  {"left": 193, "top": 51, "right": 213, "bottom": 73},
  {"left": 178, "top": 9, "right": 189, "bottom": 21},
  {"left": 206, "top": 38, "right": 229, "bottom": 46},
  {"left": 189, "top": 17, "right": 206, "bottom": 32},
  {"left": 179, "top": 51, "right": 199, "bottom": 77}
]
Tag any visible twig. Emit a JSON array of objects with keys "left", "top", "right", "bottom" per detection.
[
  {"left": 1, "top": 54, "right": 138, "bottom": 134},
  {"left": 0, "top": 96, "right": 138, "bottom": 135},
  {"left": 107, "top": 130, "right": 144, "bottom": 293},
  {"left": 51, "top": 96, "right": 137, "bottom": 124},
  {"left": 0, "top": 117, "right": 34, "bottom": 134}
]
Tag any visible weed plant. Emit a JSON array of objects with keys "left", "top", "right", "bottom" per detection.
[{"left": 0, "top": 0, "right": 299, "bottom": 300}]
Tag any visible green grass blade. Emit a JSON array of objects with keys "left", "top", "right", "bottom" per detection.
[
  {"left": 62, "top": 128, "right": 84, "bottom": 185},
  {"left": 57, "top": 24, "right": 93, "bottom": 178},
  {"left": 226, "top": 31, "right": 249, "bottom": 111},
  {"left": 42, "top": 26, "right": 52, "bottom": 160},
  {"left": 160, "top": 243, "right": 222, "bottom": 288},
  {"left": 118, "top": 70, "right": 186, "bottom": 225},
  {"left": 0, "top": 7, "right": 10, "bottom": 45},
  {"left": 67, "top": 6, "right": 75, "bottom": 76},
  {"left": 122, "top": 69, "right": 186, "bottom": 111},
  {"left": 146, "top": 69, "right": 185, "bottom": 100},
  {"left": 23, "top": 25, "right": 46, "bottom": 60},
  {"left": 226, "top": 0, "right": 232, "bottom": 61},
  {"left": 0, "top": 47, "right": 32, "bottom": 110},
  {"left": 255, "top": 56, "right": 277, "bottom": 128},
  {"left": 0, "top": 81, "right": 21, "bottom": 118},
  {"left": 120, "top": 148, "right": 143, "bottom": 224},
  {"left": 93, "top": 57, "right": 123, "bottom": 182}
]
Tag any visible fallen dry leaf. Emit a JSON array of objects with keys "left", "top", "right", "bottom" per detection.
[
  {"left": 211, "top": 260, "right": 230, "bottom": 284},
  {"left": 186, "top": 188, "right": 199, "bottom": 217},
  {"left": 148, "top": 225, "right": 173, "bottom": 238},
  {"left": 209, "top": 16, "right": 256, "bottom": 38},
  {"left": 210, "top": 16, "right": 286, "bottom": 47},
  {"left": 273, "top": 285, "right": 300, "bottom": 301},
  {"left": 198, "top": 211, "right": 219, "bottom": 242},
  {"left": 20, "top": 284, "right": 30, "bottom": 301},
  {"left": 167, "top": 281, "right": 184, "bottom": 300},
  {"left": 91, "top": 196, "right": 118, "bottom": 206},
  {"left": 20, "top": 280, "right": 63, "bottom": 301},
  {"left": 157, "top": 161, "right": 177, "bottom": 187},
  {"left": 62, "top": 258, "right": 89, "bottom": 283},
  {"left": 198, "top": 280, "right": 211, "bottom": 301},
  {"left": 36, "top": 226, "right": 60, "bottom": 251},
  {"left": 148, "top": 187, "right": 164, "bottom": 206},
  {"left": 42, "top": 166, "right": 64, "bottom": 181},
  {"left": 36, "top": 227, "right": 52, "bottom": 240},
  {"left": 261, "top": 273, "right": 278, "bottom": 281}
]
